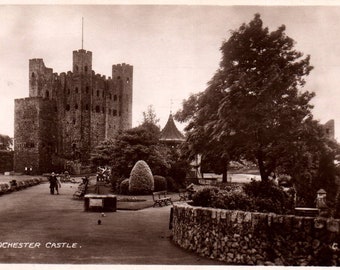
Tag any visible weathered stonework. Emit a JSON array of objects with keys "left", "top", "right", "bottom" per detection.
[
  {"left": 172, "top": 204, "right": 340, "bottom": 266},
  {"left": 14, "top": 49, "right": 133, "bottom": 174}
]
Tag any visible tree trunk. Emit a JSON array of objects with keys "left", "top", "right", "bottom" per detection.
[
  {"left": 222, "top": 159, "right": 228, "bottom": 183},
  {"left": 222, "top": 167, "right": 228, "bottom": 183},
  {"left": 257, "top": 149, "right": 268, "bottom": 182}
]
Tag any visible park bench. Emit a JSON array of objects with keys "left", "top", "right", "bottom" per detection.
[
  {"left": 178, "top": 189, "right": 188, "bottom": 201},
  {"left": 84, "top": 194, "right": 117, "bottom": 212},
  {"left": 73, "top": 183, "right": 88, "bottom": 199},
  {"left": 152, "top": 191, "right": 173, "bottom": 207},
  {"left": 294, "top": 207, "right": 319, "bottom": 217},
  {"left": 73, "top": 178, "right": 89, "bottom": 200}
]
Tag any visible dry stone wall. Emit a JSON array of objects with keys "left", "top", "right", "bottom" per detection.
[{"left": 171, "top": 204, "right": 340, "bottom": 266}]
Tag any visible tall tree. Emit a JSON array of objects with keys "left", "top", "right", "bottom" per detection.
[
  {"left": 93, "top": 124, "right": 170, "bottom": 178},
  {"left": 176, "top": 14, "right": 315, "bottom": 182},
  {"left": 0, "top": 134, "right": 13, "bottom": 151},
  {"left": 142, "top": 105, "right": 160, "bottom": 127}
]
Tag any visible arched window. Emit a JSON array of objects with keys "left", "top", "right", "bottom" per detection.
[
  {"left": 85, "top": 66, "right": 88, "bottom": 73},
  {"left": 85, "top": 104, "right": 89, "bottom": 110},
  {"left": 66, "top": 104, "right": 70, "bottom": 111},
  {"left": 97, "top": 90, "right": 99, "bottom": 97},
  {"left": 95, "top": 106, "right": 100, "bottom": 113},
  {"left": 31, "top": 72, "right": 35, "bottom": 78},
  {"left": 114, "top": 95, "right": 117, "bottom": 101},
  {"left": 126, "top": 77, "right": 130, "bottom": 83},
  {"left": 75, "top": 103, "right": 78, "bottom": 110},
  {"left": 86, "top": 86, "right": 89, "bottom": 94},
  {"left": 75, "top": 87, "right": 78, "bottom": 94},
  {"left": 113, "top": 110, "right": 117, "bottom": 116},
  {"left": 45, "top": 90, "right": 49, "bottom": 98},
  {"left": 68, "top": 89, "right": 71, "bottom": 95}
]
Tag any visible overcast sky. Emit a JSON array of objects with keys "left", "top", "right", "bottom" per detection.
[{"left": 1, "top": 4, "right": 340, "bottom": 140}]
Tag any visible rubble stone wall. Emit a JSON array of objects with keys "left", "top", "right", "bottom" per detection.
[{"left": 171, "top": 204, "right": 340, "bottom": 266}]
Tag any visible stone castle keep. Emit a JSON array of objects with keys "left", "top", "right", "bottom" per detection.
[{"left": 14, "top": 49, "right": 133, "bottom": 174}]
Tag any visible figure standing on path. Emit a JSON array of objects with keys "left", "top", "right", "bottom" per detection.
[{"left": 49, "top": 172, "right": 61, "bottom": 195}]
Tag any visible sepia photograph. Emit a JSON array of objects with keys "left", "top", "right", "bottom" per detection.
[{"left": 1, "top": 0, "right": 340, "bottom": 268}]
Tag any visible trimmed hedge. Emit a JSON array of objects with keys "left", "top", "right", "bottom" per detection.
[{"left": 129, "top": 160, "right": 154, "bottom": 195}]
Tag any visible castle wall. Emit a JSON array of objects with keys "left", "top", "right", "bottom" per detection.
[{"left": 14, "top": 97, "right": 56, "bottom": 174}]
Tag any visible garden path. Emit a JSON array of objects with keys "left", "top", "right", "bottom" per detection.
[{"left": 0, "top": 181, "right": 223, "bottom": 266}]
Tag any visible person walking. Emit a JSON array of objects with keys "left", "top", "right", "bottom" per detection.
[
  {"left": 55, "top": 175, "right": 61, "bottom": 195},
  {"left": 49, "top": 172, "right": 60, "bottom": 195}
]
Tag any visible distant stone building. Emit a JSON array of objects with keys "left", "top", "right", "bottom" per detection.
[
  {"left": 14, "top": 49, "right": 133, "bottom": 174},
  {"left": 323, "top": 119, "right": 335, "bottom": 140}
]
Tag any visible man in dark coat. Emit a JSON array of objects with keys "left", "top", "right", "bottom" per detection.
[{"left": 49, "top": 172, "right": 58, "bottom": 195}]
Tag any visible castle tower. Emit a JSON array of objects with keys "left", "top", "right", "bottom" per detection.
[
  {"left": 73, "top": 49, "right": 92, "bottom": 75},
  {"left": 112, "top": 63, "right": 133, "bottom": 130},
  {"left": 323, "top": 119, "right": 335, "bottom": 140},
  {"left": 29, "top": 59, "right": 54, "bottom": 99},
  {"left": 15, "top": 46, "right": 133, "bottom": 174}
]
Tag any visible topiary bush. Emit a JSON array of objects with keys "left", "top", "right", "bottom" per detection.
[
  {"left": 119, "top": 179, "right": 130, "bottom": 195},
  {"left": 153, "top": 175, "right": 167, "bottom": 192},
  {"left": 129, "top": 160, "right": 154, "bottom": 195}
]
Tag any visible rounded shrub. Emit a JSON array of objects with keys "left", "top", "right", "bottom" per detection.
[
  {"left": 119, "top": 179, "right": 130, "bottom": 195},
  {"left": 153, "top": 175, "right": 167, "bottom": 192},
  {"left": 129, "top": 160, "right": 154, "bottom": 195}
]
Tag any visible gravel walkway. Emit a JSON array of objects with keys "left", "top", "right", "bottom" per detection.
[{"left": 0, "top": 181, "right": 223, "bottom": 266}]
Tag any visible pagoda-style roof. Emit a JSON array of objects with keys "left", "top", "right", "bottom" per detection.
[{"left": 160, "top": 114, "right": 185, "bottom": 143}]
